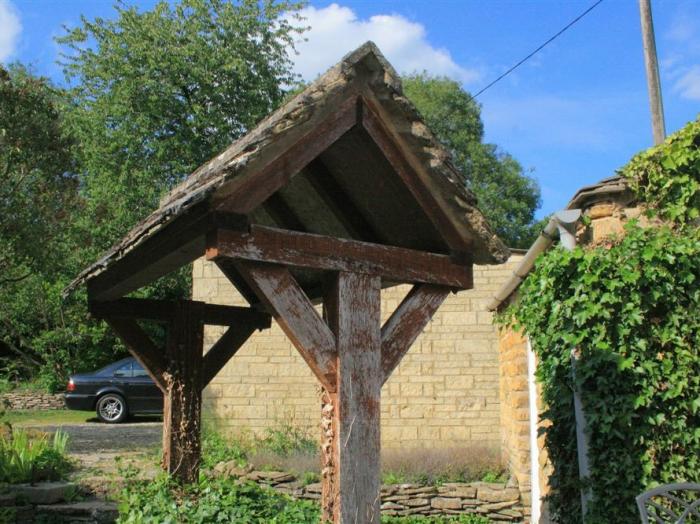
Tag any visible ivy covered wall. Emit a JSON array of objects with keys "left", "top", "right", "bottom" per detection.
[{"left": 501, "top": 116, "right": 700, "bottom": 523}]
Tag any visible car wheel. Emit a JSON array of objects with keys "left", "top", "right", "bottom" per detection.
[{"left": 96, "top": 393, "right": 128, "bottom": 423}]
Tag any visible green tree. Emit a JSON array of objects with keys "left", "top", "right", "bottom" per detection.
[
  {"left": 403, "top": 73, "right": 541, "bottom": 248},
  {"left": 0, "top": 65, "right": 112, "bottom": 386},
  {"left": 0, "top": 65, "right": 76, "bottom": 286},
  {"left": 58, "top": 0, "right": 305, "bottom": 266},
  {"left": 0, "top": 0, "right": 306, "bottom": 390}
]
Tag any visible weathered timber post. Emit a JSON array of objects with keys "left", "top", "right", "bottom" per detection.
[
  {"left": 95, "top": 298, "right": 269, "bottom": 484},
  {"left": 322, "top": 272, "right": 382, "bottom": 523},
  {"left": 162, "top": 300, "right": 205, "bottom": 483}
]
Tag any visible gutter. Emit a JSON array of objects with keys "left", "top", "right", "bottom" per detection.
[{"left": 486, "top": 209, "right": 581, "bottom": 312}]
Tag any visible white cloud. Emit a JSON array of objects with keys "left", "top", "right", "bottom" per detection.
[
  {"left": 287, "top": 4, "right": 480, "bottom": 84},
  {"left": 662, "top": 7, "right": 700, "bottom": 101},
  {"left": 674, "top": 66, "right": 700, "bottom": 100},
  {"left": 0, "top": 0, "right": 21, "bottom": 63}
]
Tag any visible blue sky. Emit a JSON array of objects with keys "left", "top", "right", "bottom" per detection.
[{"left": 1, "top": 0, "right": 699, "bottom": 218}]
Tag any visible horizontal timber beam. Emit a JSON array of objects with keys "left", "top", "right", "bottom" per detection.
[
  {"left": 206, "top": 225, "right": 472, "bottom": 289},
  {"left": 90, "top": 297, "right": 271, "bottom": 328}
]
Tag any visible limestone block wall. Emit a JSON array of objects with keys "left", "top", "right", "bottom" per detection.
[
  {"left": 498, "top": 329, "right": 531, "bottom": 499},
  {"left": 193, "top": 254, "right": 523, "bottom": 452}
]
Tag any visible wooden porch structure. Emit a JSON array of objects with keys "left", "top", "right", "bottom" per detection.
[{"left": 67, "top": 42, "right": 508, "bottom": 522}]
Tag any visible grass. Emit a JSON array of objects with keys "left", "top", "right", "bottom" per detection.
[{"left": 4, "top": 409, "right": 97, "bottom": 426}]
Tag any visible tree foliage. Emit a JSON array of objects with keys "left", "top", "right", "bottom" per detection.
[
  {"left": 0, "top": 65, "right": 109, "bottom": 387},
  {"left": 501, "top": 117, "right": 700, "bottom": 523},
  {"left": 403, "top": 73, "right": 541, "bottom": 248},
  {"left": 58, "top": 0, "right": 304, "bottom": 261},
  {"left": 0, "top": 0, "right": 305, "bottom": 390},
  {"left": 0, "top": 65, "right": 77, "bottom": 285}
]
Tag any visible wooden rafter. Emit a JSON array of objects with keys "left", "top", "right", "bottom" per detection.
[
  {"left": 234, "top": 261, "right": 338, "bottom": 391},
  {"left": 380, "top": 284, "right": 451, "bottom": 384},
  {"left": 87, "top": 209, "right": 248, "bottom": 301},
  {"left": 304, "top": 158, "right": 382, "bottom": 243},
  {"left": 215, "top": 94, "right": 360, "bottom": 215},
  {"left": 359, "top": 95, "right": 469, "bottom": 254},
  {"left": 263, "top": 192, "right": 306, "bottom": 232},
  {"left": 206, "top": 225, "right": 472, "bottom": 289}
]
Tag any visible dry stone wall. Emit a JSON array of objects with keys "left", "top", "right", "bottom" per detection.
[
  {"left": 1, "top": 393, "right": 65, "bottom": 410},
  {"left": 212, "top": 462, "right": 526, "bottom": 521}
]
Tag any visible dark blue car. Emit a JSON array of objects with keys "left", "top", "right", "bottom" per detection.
[{"left": 64, "top": 357, "right": 163, "bottom": 423}]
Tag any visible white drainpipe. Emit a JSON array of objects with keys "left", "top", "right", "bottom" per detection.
[{"left": 527, "top": 337, "right": 541, "bottom": 523}]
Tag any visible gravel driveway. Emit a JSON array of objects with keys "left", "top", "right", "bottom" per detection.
[{"left": 35, "top": 421, "right": 162, "bottom": 454}]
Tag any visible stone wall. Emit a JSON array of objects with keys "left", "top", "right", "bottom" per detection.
[
  {"left": 194, "top": 254, "right": 524, "bottom": 453},
  {"left": 212, "top": 463, "right": 526, "bottom": 521},
  {"left": 498, "top": 329, "right": 532, "bottom": 508},
  {"left": 1, "top": 393, "right": 65, "bottom": 410}
]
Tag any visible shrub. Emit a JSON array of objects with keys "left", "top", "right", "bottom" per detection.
[{"left": 0, "top": 427, "right": 72, "bottom": 483}]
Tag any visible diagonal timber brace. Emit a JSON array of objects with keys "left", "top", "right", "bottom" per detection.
[
  {"left": 380, "top": 284, "right": 451, "bottom": 384},
  {"left": 234, "top": 261, "right": 338, "bottom": 391}
]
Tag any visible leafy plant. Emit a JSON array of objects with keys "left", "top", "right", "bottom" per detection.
[
  {"left": 623, "top": 117, "right": 700, "bottom": 224},
  {"left": 258, "top": 421, "right": 317, "bottom": 457},
  {"left": 0, "top": 427, "right": 72, "bottom": 484},
  {"left": 500, "top": 117, "right": 700, "bottom": 523},
  {"left": 117, "top": 470, "right": 319, "bottom": 523},
  {"left": 201, "top": 426, "right": 250, "bottom": 468},
  {"left": 501, "top": 222, "right": 700, "bottom": 522}
]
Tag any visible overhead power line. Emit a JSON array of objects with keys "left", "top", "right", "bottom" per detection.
[{"left": 469, "top": 0, "right": 605, "bottom": 101}]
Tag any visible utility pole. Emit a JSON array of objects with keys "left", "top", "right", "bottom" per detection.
[{"left": 639, "top": 0, "right": 666, "bottom": 145}]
